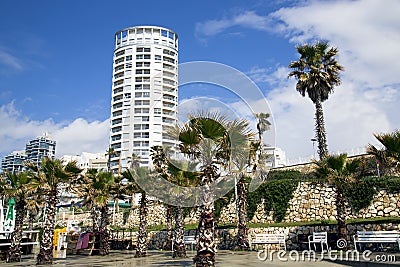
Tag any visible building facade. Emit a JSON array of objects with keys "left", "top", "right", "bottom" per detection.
[
  {"left": 109, "top": 26, "right": 178, "bottom": 173},
  {"left": 25, "top": 133, "right": 56, "bottom": 166},
  {"left": 60, "top": 152, "right": 107, "bottom": 173},
  {"left": 1, "top": 150, "right": 27, "bottom": 173}
]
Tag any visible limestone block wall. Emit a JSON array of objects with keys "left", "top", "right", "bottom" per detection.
[
  {"left": 216, "top": 182, "right": 400, "bottom": 225},
  {"left": 88, "top": 182, "right": 400, "bottom": 229}
]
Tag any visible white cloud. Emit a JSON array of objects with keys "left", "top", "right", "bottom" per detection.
[
  {"left": 0, "top": 102, "right": 109, "bottom": 158},
  {"left": 195, "top": 11, "right": 273, "bottom": 40},
  {"left": 0, "top": 48, "right": 23, "bottom": 72},
  {"left": 195, "top": 0, "right": 400, "bottom": 162}
]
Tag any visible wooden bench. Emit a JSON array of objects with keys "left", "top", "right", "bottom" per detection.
[
  {"left": 353, "top": 231, "right": 400, "bottom": 251},
  {"left": 172, "top": 235, "right": 196, "bottom": 251},
  {"left": 308, "top": 232, "right": 329, "bottom": 251},
  {"left": 250, "top": 233, "right": 286, "bottom": 251}
]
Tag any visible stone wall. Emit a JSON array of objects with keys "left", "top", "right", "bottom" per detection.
[
  {"left": 60, "top": 180, "right": 400, "bottom": 229},
  {"left": 217, "top": 182, "right": 400, "bottom": 225}
]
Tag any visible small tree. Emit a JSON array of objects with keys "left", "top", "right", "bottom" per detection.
[
  {"left": 314, "top": 154, "right": 359, "bottom": 242},
  {"left": 27, "top": 158, "right": 81, "bottom": 265},
  {"left": 367, "top": 130, "right": 400, "bottom": 175}
]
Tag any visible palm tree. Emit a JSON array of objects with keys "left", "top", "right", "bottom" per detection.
[
  {"left": 367, "top": 130, "right": 400, "bottom": 175},
  {"left": 288, "top": 41, "right": 344, "bottom": 160},
  {"left": 122, "top": 163, "right": 151, "bottom": 258},
  {"left": 77, "top": 169, "right": 118, "bottom": 255},
  {"left": 177, "top": 112, "right": 231, "bottom": 267},
  {"left": 151, "top": 145, "right": 200, "bottom": 258},
  {"left": 225, "top": 119, "right": 255, "bottom": 250},
  {"left": 314, "top": 154, "right": 359, "bottom": 242},
  {"left": 105, "top": 147, "right": 117, "bottom": 172},
  {"left": 0, "top": 172, "right": 32, "bottom": 262},
  {"left": 254, "top": 113, "right": 271, "bottom": 145},
  {"left": 26, "top": 158, "right": 82, "bottom": 265}
]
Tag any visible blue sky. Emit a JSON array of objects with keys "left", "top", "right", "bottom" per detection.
[{"left": 1, "top": 0, "right": 399, "bottom": 163}]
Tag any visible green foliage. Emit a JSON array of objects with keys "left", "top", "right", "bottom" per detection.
[
  {"left": 247, "top": 178, "right": 298, "bottom": 223},
  {"left": 344, "top": 176, "right": 400, "bottom": 211},
  {"left": 344, "top": 177, "right": 377, "bottom": 211}
]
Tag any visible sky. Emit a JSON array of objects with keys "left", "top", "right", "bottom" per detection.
[{"left": 1, "top": 0, "right": 399, "bottom": 164}]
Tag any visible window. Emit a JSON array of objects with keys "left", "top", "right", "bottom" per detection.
[
  {"left": 116, "top": 50, "right": 125, "bottom": 57},
  {"left": 161, "top": 30, "right": 167, "bottom": 37},
  {"left": 126, "top": 55, "right": 132, "bottom": 61},
  {"left": 125, "top": 63, "right": 132, "bottom": 69},
  {"left": 168, "top": 32, "right": 174, "bottom": 39},
  {"left": 155, "top": 55, "right": 161, "bottom": 61},
  {"left": 143, "top": 92, "right": 150, "bottom": 97},
  {"left": 143, "top": 54, "right": 150, "bottom": 59},
  {"left": 144, "top": 48, "right": 150, "bottom": 52},
  {"left": 135, "top": 92, "right": 142, "bottom": 98},
  {"left": 143, "top": 84, "right": 150, "bottom": 90},
  {"left": 136, "top": 55, "right": 143, "bottom": 59},
  {"left": 142, "top": 116, "right": 149, "bottom": 121},
  {"left": 154, "top": 108, "right": 161, "bottom": 114}
]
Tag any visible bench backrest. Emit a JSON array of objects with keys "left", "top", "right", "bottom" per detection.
[
  {"left": 312, "top": 232, "right": 327, "bottom": 241},
  {"left": 184, "top": 235, "right": 196, "bottom": 243},
  {"left": 253, "top": 234, "right": 285, "bottom": 242},
  {"left": 357, "top": 231, "right": 399, "bottom": 241}
]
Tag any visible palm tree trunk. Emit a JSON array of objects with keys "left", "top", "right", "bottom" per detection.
[
  {"left": 164, "top": 204, "right": 173, "bottom": 251},
  {"left": 135, "top": 192, "right": 148, "bottom": 257},
  {"left": 194, "top": 166, "right": 216, "bottom": 267},
  {"left": 315, "top": 97, "right": 328, "bottom": 160},
  {"left": 91, "top": 206, "right": 100, "bottom": 232},
  {"left": 37, "top": 192, "right": 57, "bottom": 265},
  {"left": 7, "top": 199, "right": 26, "bottom": 262},
  {"left": 173, "top": 205, "right": 186, "bottom": 258},
  {"left": 336, "top": 187, "right": 347, "bottom": 243},
  {"left": 235, "top": 173, "right": 249, "bottom": 250},
  {"left": 98, "top": 205, "right": 110, "bottom": 255}
]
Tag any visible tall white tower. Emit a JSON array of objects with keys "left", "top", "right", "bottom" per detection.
[{"left": 109, "top": 26, "right": 178, "bottom": 173}]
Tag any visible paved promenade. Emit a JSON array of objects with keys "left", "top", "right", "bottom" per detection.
[{"left": 4, "top": 250, "right": 400, "bottom": 266}]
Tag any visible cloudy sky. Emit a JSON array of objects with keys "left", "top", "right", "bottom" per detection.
[{"left": 1, "top": 0, "right": 399, "bottom": 163}]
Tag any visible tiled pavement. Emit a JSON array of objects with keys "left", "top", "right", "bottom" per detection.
[{"left": 4, "top": 250, "right": 400, "bottom": 266}]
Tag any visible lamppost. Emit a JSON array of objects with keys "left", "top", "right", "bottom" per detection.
[{"left": 311, "top": 138, "right": 317, "bottom": 159}]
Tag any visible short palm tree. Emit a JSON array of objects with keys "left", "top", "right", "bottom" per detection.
[
  {"left": 26, "top": 158, "right": 82, "bottom": 265},
  {"left": 314, "top": 154, "right": 359, "bottom": 242},
  {"left": 367, "top": 130, "right": 400, "bottom": 175},
  {"left": 122, "top": 163, "right": 151, "bottom": 258},
  {"left": 151, "top": 145, "right": 200, "bottom": 258},
  {"left": 178, "top": 112, "right": 231, "bottom": 267},
  {"left": 288, "top": 41, "right": 344, "bottom": 160},
  {"left": 225, "top": 119, "right": 255, "bottom": 250},
  {"left": 77, "top": 169, "right": 118, "bottom": 255},
  {"left": 0, "top": 172, "right": 31, "bottom": 262}
]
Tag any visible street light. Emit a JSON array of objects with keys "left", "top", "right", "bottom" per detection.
[{"left": 311, "top": 138, "right": 317, "bottom": 159}]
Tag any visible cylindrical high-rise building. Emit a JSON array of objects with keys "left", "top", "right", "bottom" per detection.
[{"left": 109, "top": 26, "right": 178, "bottom": 172}]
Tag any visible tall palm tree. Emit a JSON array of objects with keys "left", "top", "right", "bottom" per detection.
[
  {"left": 288, "top": 41, "right": 344, "bottom": 160},
  {"left": 26, "top": 158, "right": 82, "bottom": 265},
  {"left": 122, "top": 164, "right": 151, "bottom": 258},
  {"left": 178, "top": 113, "right": 231, "bottom": 267},
  {"left": 254, "top": 113, "right": 271, "bottom": 146},
  {"left": 314, "top": 154, "right": 359, "bottom": 242},
  {"left": 77, "top": 169, "right": 119, "bottom": 255},
  {"left": 0, "top": 172, "right": 32, "bottom": 262},
  {"left": 367, "top": 130, "right": 400, "bottom": 175}
]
